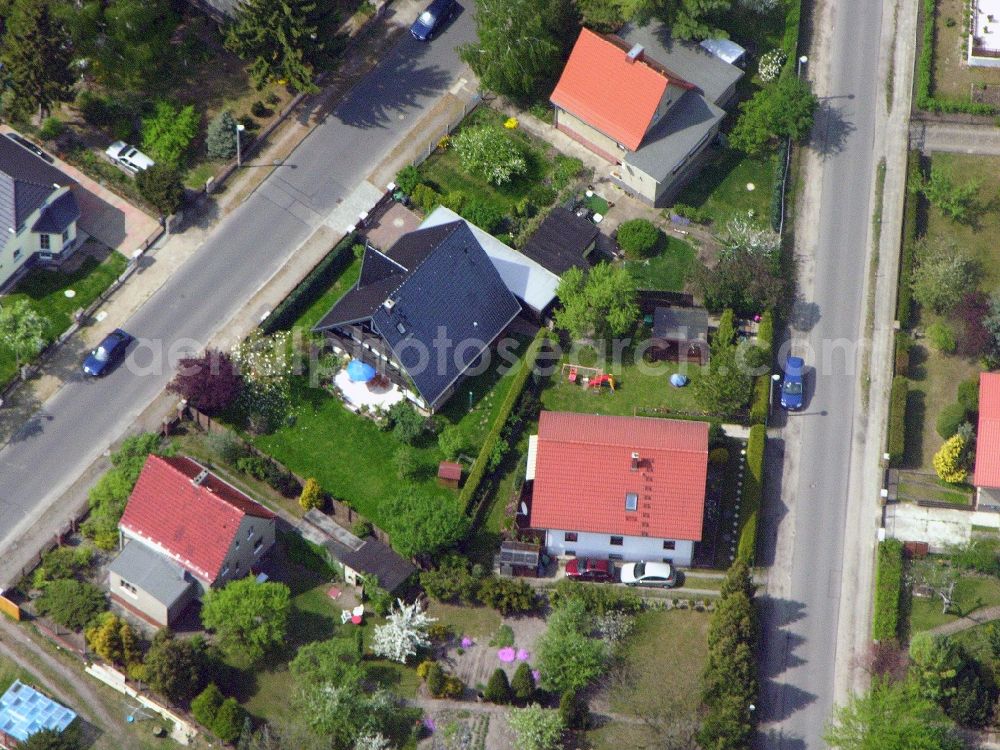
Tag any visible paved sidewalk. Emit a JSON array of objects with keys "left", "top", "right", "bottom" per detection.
[{"left": 910, "top": 120, "right": 1000, "bottom": 155}]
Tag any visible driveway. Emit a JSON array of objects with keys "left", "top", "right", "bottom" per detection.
[
  {"left": 0, "top": 5, "right": 478, "bottom": 586},
  {"left": 0, "top": 125, "right": 159, "bottom": 252}
]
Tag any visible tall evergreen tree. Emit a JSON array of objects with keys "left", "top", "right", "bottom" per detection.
[
  {"left": 226, "top": 0, "right": 319, "bottom": 93},
  {"left": 1, "top": 0, "right": 75, "bottom": 121}
]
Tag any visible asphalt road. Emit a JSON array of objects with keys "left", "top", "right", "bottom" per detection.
[
  {"left": 0, "top": 11, "right": 476, "bottom": 571},
  {"left": 760, "top": 1, "right": 884, "bottom": 747}
]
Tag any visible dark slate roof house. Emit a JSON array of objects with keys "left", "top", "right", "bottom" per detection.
[
  {"left": 520, "top": 207, "right": 600, "bottom": 276},
  {"left": 0, "top": 134, "right": 82, "bottom": 291},
  {"left": 0, "top": 136, "right": 77, "bottom": 235},
  {"left": 314, "top": 221, "right": 521, "bottom": 412}
]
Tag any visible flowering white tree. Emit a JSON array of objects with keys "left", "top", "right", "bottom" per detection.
[
  {"left": 371, "top": 599, "right": 436, "bottom": 664},
  {"left": 758, "top": 49, "right": 787, "bottom": 83},
  {"left": 453, "top": 125, "right": 527, "bottom": 185},
  {"left": 740, "top": 0, "right": 780, "bottom": 11},
  {"left": 231, "top": 329, "right": 294, "bottom": 384},
  {"left": 718, "top": 212, "right": 781, "bottom": 261},
  {"left": 354, "top": 731, "right": 394, "bottom": 750}
]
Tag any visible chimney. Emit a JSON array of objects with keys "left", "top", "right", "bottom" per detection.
[
  {"left": 626, "top": 44, "right": 644, "bottom": 64},
  {"left": 631, "top": 452, "right": 640, "bottom": 471},
  {"left": 191, "top": 469, "right": 209, "bottom": 486}
]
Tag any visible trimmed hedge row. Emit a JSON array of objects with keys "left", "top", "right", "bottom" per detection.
[
  {"left": 749, "top": 376, "right": 770, "bottom": 426},
  {"left": 887, "top": 376, "right": 908, "bottom": 466},
  {"left": 748, "top": 309, "right": 775, "bottom": 426},
  {"left": 737, "top": 424, "right": 766, "bottom": 562},
  {"left": 916, "top": 0, "right": 998, "bottom": 114},
  {"left": 872, "top": 539, "right": 904, "bottom": 641},
  {"left": 770, "top": 141, "right": 788, "bottom": 233},
  {"left": 896, "top": 152, "right": 921, "bottom": 329},
  {"left": 261, "top": 232, "right": 357, "bottom": 334},
  {"left": 781, "top": 0, "right": 803, "bottom": 58},
  {"left": 459, "top": 330, "right": 550, "bottom": 512}
]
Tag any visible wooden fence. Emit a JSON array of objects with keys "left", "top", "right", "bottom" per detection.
[{"left": 0, "top": 594, "right": 20, "bottom": 621}]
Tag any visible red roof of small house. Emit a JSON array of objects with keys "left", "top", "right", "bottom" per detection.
[
  {"left": 529, "top": 412, "right": 708, "bottom": 541},
  {"left": 974, "top": 372, "right": 1000, "bottom": 488},
  {"left": 550, "top": 28, "right": 692, "bottom": 151},
  {"left": 438, "top": 461, "right": 462, "bottom": 481},
  {"left": 119, "top": 455, "right": 276, "bottom": 583}
]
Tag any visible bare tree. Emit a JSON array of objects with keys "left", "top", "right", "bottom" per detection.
[{"left": 910, "top": 559, "right": 959, "bottom": 614}]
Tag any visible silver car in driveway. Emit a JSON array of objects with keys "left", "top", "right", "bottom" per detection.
[
  {"left": 620, "top": 561, "right": 678, "bottom": 588},
  {"left": 105, "top": 141, "right": 154, "bottom": 174}
]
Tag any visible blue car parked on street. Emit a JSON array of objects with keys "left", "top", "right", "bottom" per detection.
[
  {"left": 780, "top": 355, "right": 805, "bottom": 411},
  {"left": 82, "top": 329, "right": 133, "bottom": 377},
  {"left": 410, "top": 0, "right": 456, "bottom": 41}
]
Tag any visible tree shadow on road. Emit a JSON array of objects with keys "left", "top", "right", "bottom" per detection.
[
  {"left": 756, "top": 437, "right": 787, "bottom": 566},
  {"left": 808, "top": 98, "right": 856, "bottom": 159}
]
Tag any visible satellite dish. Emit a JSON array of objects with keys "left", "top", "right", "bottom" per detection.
[{"left": 519, "top": 502, "right": 528, "bottom": 516}]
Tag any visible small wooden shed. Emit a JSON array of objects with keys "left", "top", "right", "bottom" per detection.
[{"left": 437, "top": 461, "right": 462, "bottom": 489}]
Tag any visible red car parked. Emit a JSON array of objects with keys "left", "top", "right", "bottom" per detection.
[{"left": 565, "top": 558, "right": 614, "bottom": 582}]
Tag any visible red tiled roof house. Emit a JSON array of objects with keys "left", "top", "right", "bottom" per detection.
[
  {"left": 549, "top": 25, "right": 743, "bottom": 207},
  {"left": 974, "top": 372, "right": 1000, "bottom": 509},
  {"left": 108, "top": 455, "right": 277, "bottom": 627},
  {"left": 527, "top": 412, "right": 709, "bottom": 567}
]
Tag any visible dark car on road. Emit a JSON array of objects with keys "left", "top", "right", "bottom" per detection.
[
  {"left": 82, "top": 329, "right": 133, "bottom": 377},
  {"left": 780, "top": 355, "right": 805, "bottom": 411},
  {"left": 565, "top": 558, "right": 614, "bottom": 582},
  {"left": 410, "top": 0, "right": 456, "bottom": 40}
]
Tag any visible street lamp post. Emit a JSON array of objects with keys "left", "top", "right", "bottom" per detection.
[
  {"left": 797, "top": 55, "right": 809, "bottom": 77},
  {"left": 235, "top": 123, "right": 246, "bottom": 167}
]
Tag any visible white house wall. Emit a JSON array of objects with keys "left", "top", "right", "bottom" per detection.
[
  {"left": 544, "top": 529, "right": 693, "bottom": 567},
  {"left": 0, "top": 186, "right": 79, "bottom": 289}
]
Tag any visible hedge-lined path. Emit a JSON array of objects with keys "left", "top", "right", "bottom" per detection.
[{"left": 926, "top": 604, "right": 1000, "bottom": 636}]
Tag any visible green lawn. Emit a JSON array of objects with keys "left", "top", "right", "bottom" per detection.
[
  {"left": 0, "top": 252, "right": 128, "bottom": 382},
  {"left": 903, "top": 152, "right": 1000, "bottom": 471},
  {"left": 252, "top": 377, "right": 454, "bottom": 526},
  {"left": 910, "top": 574, "right": 1000, "bottom": 632},
  {"left": 0, "top": 654, "right": 35, "bottom": 695},
  {"left": 625, "top": 236, "right": 697, "bottom": 291},
  {"left": 674, "top": 148, "right": 776, "bottom": 225},
  {"left": 541, "top": 349, "right": 705, "bottom": 418},
  {"left": 588, "top": 609, "right": 709, "bottom": 747},
  {"left": 425, "top": 601, "right": 502, "bottom": 640},
  {"left": 293, "top": 257, "right": 363, "bottom": 334},
  {"left": 416, "top": 108, "right": 561, "bottom": 216},
  {"left": 252, "top": 340, "right": 531, "bottom": 529}
]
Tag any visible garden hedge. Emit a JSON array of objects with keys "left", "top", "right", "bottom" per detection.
[
  {"left": 262, "top": 232, "right": 356, "bottom": 333},
  {"left": 757, "top": 310, "right": 775, "bottom": 352},
  {"left": 749, "top": 376, "right": 770, "bottom": 426},
  {"left": 871, "top": 539, "right": 904, "bottom": 641},
  {"left": 737, "top": 424, "right": 766, "bottom": 562},
  {"left": 896, "top": 152, "right": 921, "bottom": 328},
  {"left": 887, "top": 376, "right": 908, "bottom": 466},
  {"left": 460, "top": 330, "right": 550, "bottom": 512},
  {"left": 770, "top": 141, "right": 788, "bottom": 232},
  {"left": 916, "top": 0, "right": 998, "bottom": 114}
]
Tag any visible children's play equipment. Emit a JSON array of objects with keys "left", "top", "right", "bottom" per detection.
[
  {"left": 588, "top": 374, "right": 616, "bottom": 391},
  {"left": 561, "top": 364, "right": 615, "bottom": 392}
]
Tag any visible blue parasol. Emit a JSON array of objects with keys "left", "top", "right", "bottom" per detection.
[
  {"left": 670, "top": 373, "right": 689, "bottom": 388},
  {"left": 346, "top": 359, "right": 376, "bottom": 382}
]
